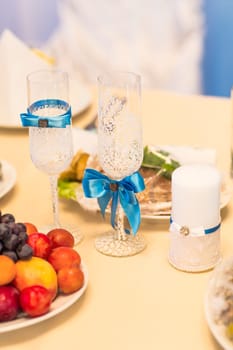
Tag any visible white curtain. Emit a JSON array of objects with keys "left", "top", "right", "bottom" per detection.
[
  {"left": 45, "top": 0, "right": 204, "bottom": 94},
  {"left": 0, "top": 0, "right": 60, "bottom": 46}
]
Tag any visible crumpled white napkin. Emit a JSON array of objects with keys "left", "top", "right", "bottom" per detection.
[
  {"left": 72, "top": 128, "right": 217, "bottom": 167},
  {"left": 148, "top": 144, "right": 216, "bottom": 166},
  {"left": 0, "top": 29, "right": 51, "bottom": 126}
]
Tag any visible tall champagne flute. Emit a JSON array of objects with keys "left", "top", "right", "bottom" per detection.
[
  {"left": 94, "top": 71, "right": 146, "bottom": 257},
  {"left": 22, "top": 69, "right": 82, "bottom": 244}
]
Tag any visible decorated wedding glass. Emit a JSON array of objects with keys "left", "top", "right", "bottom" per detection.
[
  {"left": 20, "top": 69, "right": 82, "bottom": 244},
  {"left": 82, "top": 71, "right": 146, "bottom": 256}
]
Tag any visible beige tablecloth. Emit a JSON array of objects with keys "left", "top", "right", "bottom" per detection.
[{"left": 0, "top": 88, "right": 231, "bottom": 350}]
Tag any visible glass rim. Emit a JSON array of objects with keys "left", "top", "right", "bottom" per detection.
[
  {"left": 27, "top": 69, "right": 69, "bottom": 84},
  {"left": 97, "top": 70, "right": 141, "bottom": 85}
]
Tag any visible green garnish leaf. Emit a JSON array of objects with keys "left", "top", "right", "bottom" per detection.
[
  {"left": 142, "top": 146, "right": 180, "bottom": 179},
  {"left": 58, "top": 180, "right": 79, "bottom": 200}
]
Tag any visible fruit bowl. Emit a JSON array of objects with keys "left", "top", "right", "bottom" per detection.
[{"left": 0, "top": 262, "right": 88, "bottom": 333}]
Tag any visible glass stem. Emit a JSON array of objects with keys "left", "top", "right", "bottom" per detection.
[
  {"left": 116, "top": 205, "right": 126, "bottom": 241},
  {"left": 49, "top": 175, "right": 60, "bottom": 228}
]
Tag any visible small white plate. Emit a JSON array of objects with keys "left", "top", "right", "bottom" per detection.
[
  {"left": 0, "top": 262, "right": 88, "bottom": 333},
  {"left": 75, "top": 184, "right": 230, "bottom": 220},
  {"left": 73, "top": 158, "right": 232, "bottom": 221},
  {"left": 0, "top": 160, "right": 17, "bottom": 198},
  {"left": 59, "top": 140, "right": 232, "bottom": 220}
]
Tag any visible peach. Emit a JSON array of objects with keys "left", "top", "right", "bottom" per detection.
[
  {"left": 57, "top": 265, "right": 84, "bottom": 294},
  {"left": 27, "top": 233, "right": 52, "bottom": 259},
  {"left": 47, "top": 228, "right": 74, "bottom": 248},
  {"left": 13, "top": 257, "right": 58, "bottom": 300},
  {"left": 0, "top": 255, "right": 16, "bottom": 286},
  {"left": 19, "top": 285, "right": 52, "bottom": 317},
  {"left": 47, "top": 247, "right": 81, "bottom": 272},
  {"left": 24, "top": 222, "right": 38, "bottom": 235}
]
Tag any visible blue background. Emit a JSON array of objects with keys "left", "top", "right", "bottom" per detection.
[{"left": 202, "top": 0, "right": 233, "bottom": 97}]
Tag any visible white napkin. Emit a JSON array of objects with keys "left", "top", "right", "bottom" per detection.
[
  {"left": 149, "top": 145, "right": 216, "bottom": 166},
  {"left": 0, "top": 29, "right": 51, "bottom": 126},
  {"left": 71, "top": 129, "right": 217, "bottom": 167}
]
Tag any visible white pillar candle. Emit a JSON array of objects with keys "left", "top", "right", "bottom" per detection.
[
  {"left": 168, "top": 164, "right": 221, "bottom": 272},
  {"left": 172, "top": 164, "right": 221, "bottom": 228}
]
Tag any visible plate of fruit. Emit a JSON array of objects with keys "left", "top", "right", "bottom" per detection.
[{"left": 0, "top": 212, "right": 88, "bottom": 333}]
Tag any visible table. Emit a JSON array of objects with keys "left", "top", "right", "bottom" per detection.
[{"left": 0, "top": 88, "right": 232, "bottom": 350}]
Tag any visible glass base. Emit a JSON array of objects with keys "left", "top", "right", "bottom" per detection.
[
  {"left": 39, "top": 224, "right": 83, "bottom": 246},
  {"left": 95, "top": 231, "right": 146, "bottom": 257}
]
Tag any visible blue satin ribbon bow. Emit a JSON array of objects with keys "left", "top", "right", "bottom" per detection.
[
  {"left": 82, "top": 169, "right": 145, "bottom": 235},
  {"left": 20, "top": 99, "right": 71, "bottom": 128}
]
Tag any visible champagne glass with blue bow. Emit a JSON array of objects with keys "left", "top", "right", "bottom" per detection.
[
  {"left": 21, "top": 69, "right": 82, "bottom": 244},
  {"left": 83, "top": 71, "right": 146, "bottom": 256}
]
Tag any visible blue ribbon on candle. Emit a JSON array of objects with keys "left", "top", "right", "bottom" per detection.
[
  {"left": 20, "top": 99, "right": 71, "bottom": 128},
  {"left": 170, "top": 217, "right": 221, "bottom": 235},
  {"left": 82, "top": 168, "right": 145, "bottom": 235}
]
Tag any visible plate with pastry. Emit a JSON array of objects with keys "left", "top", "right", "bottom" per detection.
[{"left": 58, "top": 134, "right": 232, "bottom": 220}]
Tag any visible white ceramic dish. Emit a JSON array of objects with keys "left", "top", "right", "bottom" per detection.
[
  {"left": 0, "top": 262, "right": 88, "bottom": 333},
  {"left": 75, "top": 183, "right": 231, "bottom": 220},
  {"left": 0, "top": 160, "right": 17, "bottom": 198},
  {"left": 59, "top": 139, "right": 232, "bottom": 220},
  {"left": 0, "top": 79, "right": 91, "bottom": 129},
  {"left": 204, "top": 257, "right": 233, "bottom": 350}
]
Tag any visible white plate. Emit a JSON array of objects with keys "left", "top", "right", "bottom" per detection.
[
  {"left": 75, "top": 184, "right": 231, "bottom": 221},
  {"left": 0, "top": 80, "right": 91, "bottom": 129},
  {"left": 0, "top": 160, "right": 17, "bottom": 198},
  {"left": 0, "top": 262, "right": 88, "bottom": 333},
  {"left": 204, "top": 257, "right": 233, "bottom": 350},
  {"left": 59, "top": 142, "right": 232, "bottom": 220}
]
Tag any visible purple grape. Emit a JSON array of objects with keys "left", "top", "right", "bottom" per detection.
[
  {"left": 2, "top": 250, "right": 18, "bottom": 262},
  {"left": 0, "top": 213, "right": 34, "bottom": 262},
  {"left": 3, "top": 234, "right": 19, "bottom": 250},
  {"left": 0, "top": 223, "right": 11, "bottom": 240},
  {"left": 16, "top": 244, "right": 33, "bottom": 260},
  {"left": 1, "top": 214, "right": 15, "bottom": 224},
  {"left": 15, "top": 223, "right": 26, "bottom": 234},
  {"left": 18, "top": 231, "right": 28, "bottom": 244},
  {"left": 8, "top": 222, "right": 18, "bottom": 235}
]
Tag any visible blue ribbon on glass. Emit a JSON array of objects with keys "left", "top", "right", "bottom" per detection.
[
  {"left": 82, "top": 168, "right": 145, "bottom": 235},
  {"left": 20, "top": 99, "right": 71, "bottom": 128}
]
